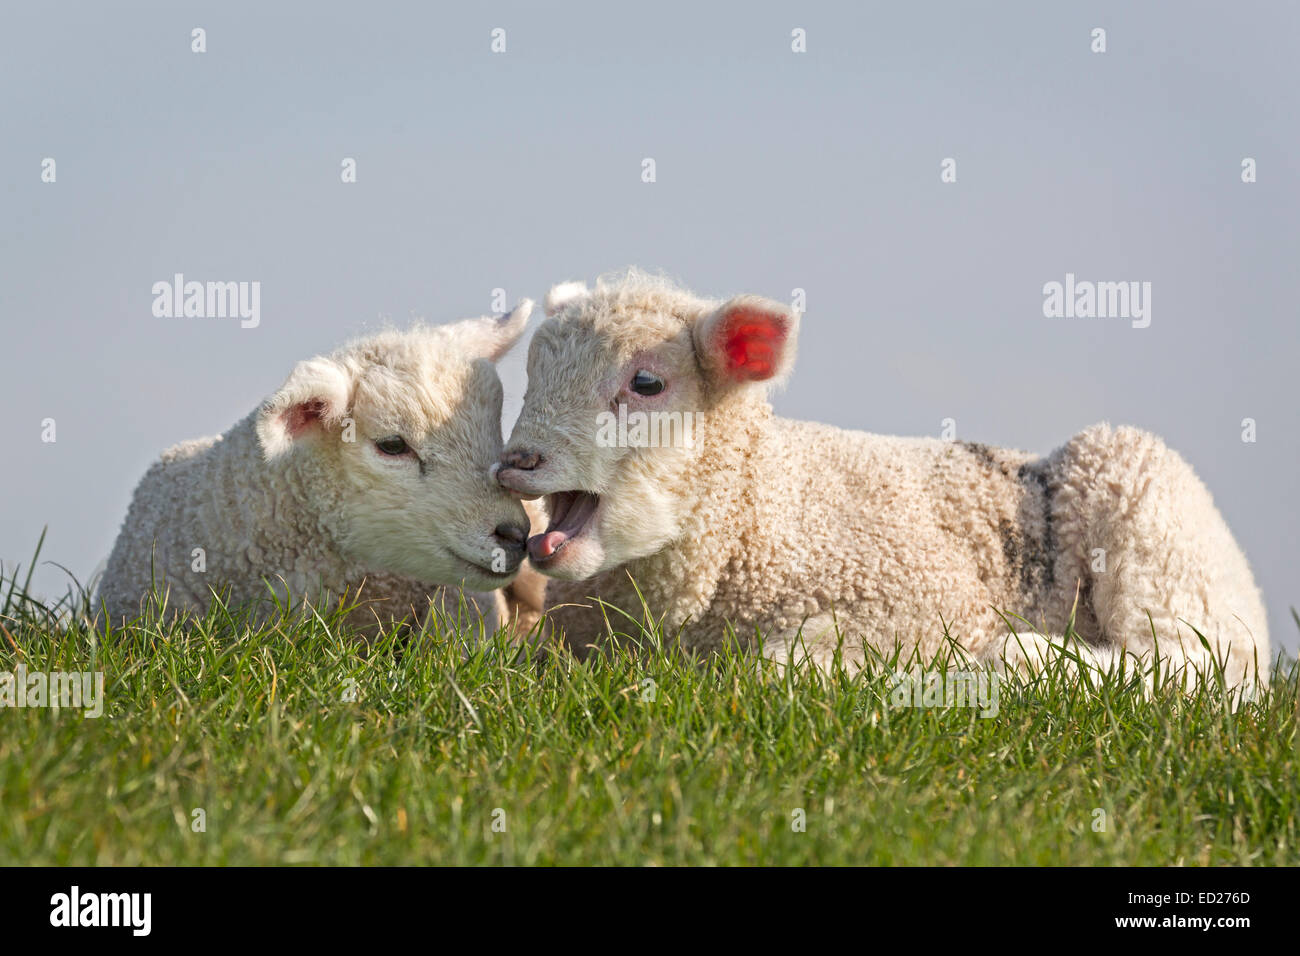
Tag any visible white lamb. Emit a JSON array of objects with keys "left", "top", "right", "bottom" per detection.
[
  {"left": 99, "top": 304, "right": 537, "bottom": 635},
  {"left": 495, "top": 270, "right": 1271, "bottom": 691}
]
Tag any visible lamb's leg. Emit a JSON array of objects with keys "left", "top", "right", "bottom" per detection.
[
  {"left": 981, "top": 630, "right": 1128, "bottom": 684},
  {"left": 1055, "top": 425, "right": 1270, "bottom": 692},
  {"left": 761, "top": 612, "right": 872, "bottom": 675}
]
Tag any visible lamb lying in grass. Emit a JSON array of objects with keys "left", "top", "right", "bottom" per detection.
[
  {"left": 495, "top": 270, "right": 1271, "bottom": 690},
  {"left": 99, "top": 305, "right": 537, "bottom": 635}
]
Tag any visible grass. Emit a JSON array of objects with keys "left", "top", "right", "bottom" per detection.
[{"left": 1, "top": 548, "right": 1297, "bottom": 866}]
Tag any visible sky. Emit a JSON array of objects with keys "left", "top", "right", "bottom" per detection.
[{"left": 2, "top": 1, "right": 1296, "bottom": 652}]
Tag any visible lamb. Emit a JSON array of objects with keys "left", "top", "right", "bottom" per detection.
[
  {"left": 495, "top": 270, "right": 1271, "bottom": 691},
  {"left": 98, "top": 304, "right": 538, "bottom": 636}
]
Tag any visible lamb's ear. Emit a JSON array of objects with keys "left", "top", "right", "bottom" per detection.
[
  {"left": 449, "top": 299, "right": 533, "bottom": 363},
  {"left": 256, "top": 357, "right": 352, "bottom": 459},
  {"left": 694, "top": 295, "right": 799, "bottom": 387},
  {"left": 544, "top": 280, "right": 589, "bottom": 317}
]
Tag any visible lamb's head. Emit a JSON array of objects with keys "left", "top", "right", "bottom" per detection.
[
  {"left": 256, "top": 303, "right": 534, "bottom": 591},
  {"left": 496, "top": 271, "right": 798, "bottom": 580}
]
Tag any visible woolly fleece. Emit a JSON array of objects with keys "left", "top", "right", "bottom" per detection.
[
  {"left": 99, "top": 307, "right": 535, "bottom": 635},
  {"left": 499, "top": 271, "right": 1270, "bottom": 689}
]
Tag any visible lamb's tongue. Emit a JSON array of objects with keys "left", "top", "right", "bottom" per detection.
[
  {"left": 529, "top": 530, "right": 570, "bottom": 561},
  {"left": 528, "top": 492, "right": 598, "bottom": 561}
]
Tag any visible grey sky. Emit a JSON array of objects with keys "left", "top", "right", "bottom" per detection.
[{"left": 2, "top": 1, "right": 1296, "bottom": 652}]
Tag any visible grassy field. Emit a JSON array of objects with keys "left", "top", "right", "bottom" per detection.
[{"left": 1, "top": 560, "right": 1297, "bottom": 866}]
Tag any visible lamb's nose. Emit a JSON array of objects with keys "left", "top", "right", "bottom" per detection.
[
  {"left": 493, "top": 522, "right": 529, "bottom": 552},
  {"left": 501, "top": 449, "right": 543, "bottom": 471}
]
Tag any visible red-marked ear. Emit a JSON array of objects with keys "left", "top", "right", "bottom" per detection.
[
  {"left": 695, "top": 295, "right": 799, "bottom": 386},
  {"left": 256, "top": 358, "right": 352, "bottom": 459}
]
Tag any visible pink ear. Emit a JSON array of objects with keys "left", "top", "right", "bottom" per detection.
[
  {"left": 256, "top": 357, "right": 351, "bottom": 459},
  {"left": 698, "top": 296, "right": 797, "bottom": 384},
  {"left": 280, "top": 399, "right": 331, "bottom": 439}
]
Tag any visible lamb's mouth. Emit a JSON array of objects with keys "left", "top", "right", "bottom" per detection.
[{"left": 528, "top": 491, "right": 600, "bottom": 563}]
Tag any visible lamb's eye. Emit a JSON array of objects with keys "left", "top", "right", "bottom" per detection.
[
  {"left": 375, "top": 436, "right": 410, "bottom": 456},
  {"left": 631, "top": 370, "right": 664, "bottom": 396}
]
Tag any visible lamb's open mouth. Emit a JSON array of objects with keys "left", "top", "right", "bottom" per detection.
[{"left": 529, "top": 491, "right": 600, "bottom": 562}]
